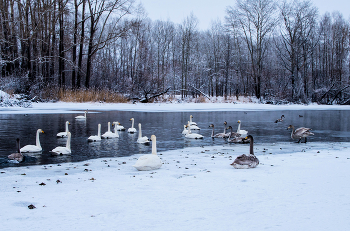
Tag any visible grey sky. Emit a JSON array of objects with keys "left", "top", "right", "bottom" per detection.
[{"left": 139, "top": 0, "right": 350, "bottom": 30}]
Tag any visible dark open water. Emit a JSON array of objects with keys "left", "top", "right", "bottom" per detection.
[{"left": 1, "top": 109, "right": 349, "bottom": 168}]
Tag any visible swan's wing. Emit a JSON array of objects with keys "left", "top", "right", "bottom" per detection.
[
  {"left": 295, "top": 127, "right": 314, "bottom": 137},
  {"left": 231, "top": 154, "right": 259, "bottom": 167},
  {"left": 20, "top": 145, "right": 41, "bottom": 152},
  {"left": 228, "top": 137, "right": 247, "bottom": 143},
  {"left": 213, "top": 133, "right": 225, "bottom": 138},
  {"left": 133, "top": 155, "right": 162, "bottom": 170}
]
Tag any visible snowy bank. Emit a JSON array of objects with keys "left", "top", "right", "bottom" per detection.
[
  {"left": 0, "top": 101, "right": 350, "bottom": 114},
  {"left": 2, "top": 142, "right": 350, "bottom": 231},
  {"left": 0, "top": 90, "right": 32, "bottom": 108}
]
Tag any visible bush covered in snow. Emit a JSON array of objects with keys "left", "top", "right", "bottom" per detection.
[{"left": 0, "top": 90, "right": 32, "bottom": 108}]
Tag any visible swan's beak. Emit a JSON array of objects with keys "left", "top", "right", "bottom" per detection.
[{"left": 42, "top": 131, "right": 45, "bottom": 133}]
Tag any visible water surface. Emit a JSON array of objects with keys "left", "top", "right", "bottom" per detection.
[{"left": 1, "top": 109, "right": 349, "bottom": 168}]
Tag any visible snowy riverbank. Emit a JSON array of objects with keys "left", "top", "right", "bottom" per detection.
[
  {"left": 2, "top": 141, "right": 350, "bottom": 231},
  {"left": 1, "top": 100, "right": 350, "bottom": 114}
]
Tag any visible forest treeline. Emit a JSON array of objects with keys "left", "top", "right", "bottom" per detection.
[{"left": 1, "top": 0, "right": 350, "bottom": 104}]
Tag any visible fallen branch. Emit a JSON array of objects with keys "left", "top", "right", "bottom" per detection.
[{"left": 189, "top": 84, "right": 210, "bottom": 100}]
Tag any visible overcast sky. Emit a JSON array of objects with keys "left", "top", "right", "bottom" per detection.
[{"left": 138, "top": 0, "right": 350, "bottom": 30}]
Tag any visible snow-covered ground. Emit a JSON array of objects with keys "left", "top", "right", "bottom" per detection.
[
  {"left": 1, "top": 101, "right": 350, "bottom": 230},
  {"left": 2, "top": 142, "right": 350, "bottom": 231},
  {"left": 1, "top": 100, "right": 350, "bottom": 114}
]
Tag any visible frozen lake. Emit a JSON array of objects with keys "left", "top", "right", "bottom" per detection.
[{"left": 1, "top": 109, "right": 350, "bottom": 167}]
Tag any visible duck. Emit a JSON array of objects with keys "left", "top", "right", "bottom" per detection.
[
  {"left": 189, "top": 115, "right": 197, "bottom": 126},
  {"left": 88, "top": 124, "right": 101, "bottom": 142},
  {"left": 133, "top": 135, "right": 162, "bottom": 171},
  {"left": 51, "top": 132, "right": 72, "bottom": 155},
  {"left": 102, "top": 122, "right": 118, "bottom": 139},
  {"left": 75, "top": 111, "right": 87, "bottom": 119},
  {"left": 128, "top": 118, "right": 137, "bottom": 133},
  {"left": 209, "top": 123, "right": 228, "bottom": 138},
  {"left": 230, "top": 135, "right": 259, "bottom": 168},
  {"left": 114, "top": 121, "right": 125, "bottom": 131},
  {"left": 237, "top": 120, "right": 248, "bottom": 136},
  {"left": 274, "top": 115, "right": 285, "bottom": 123},
  {"left": 8, "top": 138, "right": 24, "bottom": 162},
  {"left": 57, "top": 121, "right": 70, "bottom": 137},
  {"left": 137, "top": 123, "right": 150, "bottom": 144},
  {"left": 185, "top": 121, "right": 203, "bottom": 139},
  {"left": 287, "top": 125, "right": 314, "bottom": 143},
  {"left": 20, "top": 129, "right": 45, "bottom": 152}
]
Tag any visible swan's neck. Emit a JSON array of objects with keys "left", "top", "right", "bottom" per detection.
[
  {"left": 223, "top": 123, "right": 227, "bottom": 134},
  {"left": 131, "top": 119, "right": 134, "bottom": 128},
  {"left": 66, "top": 134, "right": 71, "bottom": 150},
  {"left": 138, "top": 124, "right": 142, "bottom": 138},
  {"left": 114, "top": 125, "right": 119, "bottom": 136},
  {"left": 237, "top": 123, "right": 241, "bottom": 133},
  {"left": 84, "top": 112, "right": 87, "bottom": 118},
  {"left": 65, "top": 122, "right": 69, "bottom": 133},
  {"left": 190, "top": 116, "right": 193, "bottom": 124},
  {"left": 108, "top": 122, "right": 111, "bottom": 132},
  {"left": 187, "top": 122, "right": 191, "bottom": 134},
  {"left": 211, "top": 126, "right": 214, "bottom": 137},
  {"left": 290, "top": 126, "right": 295, "bottom": 137},
  {"left": 228, "top": 127, "right": 233, "bottom": 138},
  {"left": 249, "top": 137, "right": 254, "bottom": 155},
  {"left": 98, "top": 124, "right": 101, "bottom": 137},
  {"left": 152, "top": 137, "right": 157, "bottom": 155},
  {"left": 36, "top": 130, "right": 41, "bottom": 148}
]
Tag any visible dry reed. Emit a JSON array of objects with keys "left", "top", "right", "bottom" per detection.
[
  {"left": 58, "top": 89, "right": 128, "bottom": 103},
  {"left": 39, "top": 88, "right": 128, "bottom": 103}
]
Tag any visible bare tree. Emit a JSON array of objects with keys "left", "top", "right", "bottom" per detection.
[
  {"left": 84, "top": 0, "right": 134, "bottom": 88},
  {"left": 180, "top": 13, "right": 198, "bottom": 98},
  {"left": 276, "top": 0, "right": 318, "bottom": 101},
  {"left": 227, "top": 0, "right": 278, "bottom": 99}
]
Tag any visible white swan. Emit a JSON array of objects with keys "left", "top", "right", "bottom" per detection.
[
  {"left": 51, "top": 132, "right": 71, "bottom": 155},
  {"left": 189, "top": 116, "right": 201, "bottom": 130},
  {"left": 57, "top": 121, "right": 70, "bottom": 137},
  {"left": 182, "top": 125, "right": 188, "bottom": 135},
  {"left": 20, "top": 129, "right": 45, "bottom": 152},
  {"left": 128, "top": 118, "right": 137, "bottom": 133},
  {"left": 231, "top": 135, "right": 259, "bottom": 169},
  {"left": 102, "top": 122, "right": 118, "bottom": 139},
  {"left": 133, "top": 135, "right": 162, "bottom": 171},
  {"left": 88, "top": 124, "right": 101, "bottom": 142},
  {"left": 112, "top": 122, "right": 120, "bottom": 137},
  {"left": 237, "top": 120, "right": 248, "bottom": 136},
  {"left": 114, "top": 121, "right": 125, "bottom": 131},
  {"left": 137, "top": 123, "right": 150, "bottom": 144},
  {"left": 189, "top": 115, "right": 197, "bottom": 126},
  {"left": 75, "top": 111, "right": 87, "bottom": 119},
  {"left": 185, "top": 121, "right": 203, "bottom": 139},
  {"left": 8, "top": 138, "right": 24, "bottom": 162}
]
